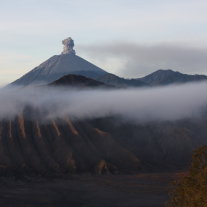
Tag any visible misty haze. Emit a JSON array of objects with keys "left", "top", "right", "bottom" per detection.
[
  {"left": 2, "top": 81, "right": 207, "bottom": 122},
  {"left": 1, "top": 1, "right": 207, "bottom": 207}
]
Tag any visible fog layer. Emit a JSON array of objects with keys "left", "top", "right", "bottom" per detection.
[
  {"left": 1, "top": 82, "right": 207, "bottom": 121},
  {"left": 79, "top": 43, "right": 207, "bottom": 77}
]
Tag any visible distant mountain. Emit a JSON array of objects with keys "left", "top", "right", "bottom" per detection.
[
  {"left": 138, "top": 69, "right": 207, "bottom": 86},
  {"left": 97, "top": 69, "right": 207, "bottom": 87},
  {"left": 50, "top": 74, "right": 110, "bottom": 88},
  {"left": 97, "top": 73, "right": 146, "bottom": 87}
]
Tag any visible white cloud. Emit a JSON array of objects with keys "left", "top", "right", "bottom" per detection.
[{"left": 1, "top": 82, "right": 207, "bottom": 122}]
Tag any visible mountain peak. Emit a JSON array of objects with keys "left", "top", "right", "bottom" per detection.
[
  {"left": 139, "top": 69, "right": 207, "bottom": 86},
  {"left": 11, "top": 37, "right": 107, "bottom": 86},
  {"left": 152, "top": 69, "right": 177, "bottom": 74},
  {"left": 61, "top": 37, "right": 76, "bottom": 55}
]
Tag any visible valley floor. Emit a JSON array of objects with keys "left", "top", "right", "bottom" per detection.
[{"left": 0, "top": 173, "right": 177, "bottom": 207}]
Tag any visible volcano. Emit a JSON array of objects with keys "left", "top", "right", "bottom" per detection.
[{"left": 11, "top": 37, "right": 108, "bottom": 86}]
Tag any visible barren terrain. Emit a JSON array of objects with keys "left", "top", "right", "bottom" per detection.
[{"left": 0, "top": 173, "right": 176, "bottom": 207}]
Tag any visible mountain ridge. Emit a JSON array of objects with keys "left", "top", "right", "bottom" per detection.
[
  {"left": 138, "top": 69, "right": 207, "bottom": 86},
  {"left": 50, "top": 74, "right": 111, "bottom": 88},
  {"left": 10, "top": 37, "right": 207, "bottom": 87},
  {"left": 11, "top": 58, "right": 207, "bottom": 88}
]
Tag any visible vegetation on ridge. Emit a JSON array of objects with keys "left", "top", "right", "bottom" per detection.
[{"left": 167, "top": 146, "right": 207, "bottom": 207}]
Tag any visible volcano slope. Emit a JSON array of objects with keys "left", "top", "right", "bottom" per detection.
[
  {"left": 0, "top": 115, "right": 141, "bottom": 176},
  {"left": 89, "top": 117, "right": 207, "bottom": 170},
  {"left": 2, "top": 75, "right": 207, "bottom": 176},
  {"left": 0, "top": 105, "right": 207, "bottom": 176}
]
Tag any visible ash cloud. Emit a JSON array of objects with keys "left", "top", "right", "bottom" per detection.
[
  {"left": 61, "top": 37, "right": 76, "bottom": 55},
  {"left": 78, "top": 43, "right": 207, "bottom": 77},
  {"left": 1, "top": 82, "right": 207, "bottom": 122}
]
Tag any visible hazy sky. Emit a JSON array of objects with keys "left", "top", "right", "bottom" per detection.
[{"left": 1, "top": 0, "right": 207, "bottom": 84}]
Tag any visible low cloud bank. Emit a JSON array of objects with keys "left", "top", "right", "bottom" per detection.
[
  {"left": 79, "top": 43, "right": 207, "bottom": 78},
  {"left": 1, "top": 82, "right": 207, "bottom": 122}
]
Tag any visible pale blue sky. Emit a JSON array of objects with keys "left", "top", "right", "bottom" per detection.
[{"left": 1, "top": 0, "right": 207, "bottom": 84}]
